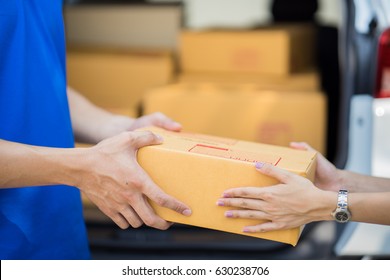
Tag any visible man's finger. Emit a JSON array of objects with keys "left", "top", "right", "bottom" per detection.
[
  {"left": 137, "top": 168, "right": 192, "bottom": 217},
  {"left": 149, "top": 112, "right": 182, "bottom": 132},
  {"left": 130, "top": 195, "right": 172, "bottom": 230},
  {"left": 131, "top": 131, "right": 164, "bottom": 150},
  {"left": 119, "top": 206, "right": 143, "bottom": 228}
]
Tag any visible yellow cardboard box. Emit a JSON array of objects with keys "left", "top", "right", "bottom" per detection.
[
  {"left": 179, "top": 24, "right": 315, "bottom": 75},
  {"left": 67, "top": 46, "right": 174, "bottom": 111},
  {"left": 137, "top": 127, "right": 317, "bottom": 245},
  {"left": 177, "top": 70, "right": 320, "bottom": 91},
  {"left": 141, "top": 84, "right": 327, "bottom": 154}
]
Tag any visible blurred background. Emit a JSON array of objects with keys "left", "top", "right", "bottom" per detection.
[{"left": 63, "top": 0, "right": 390, "bottom": 260}]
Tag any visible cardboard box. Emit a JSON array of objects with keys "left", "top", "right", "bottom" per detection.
[
  {"left": 177, "top": 70, "right": 320, "bottom": 91},
  {"left": 183, "top": 0, "right": 271, "bottom": 29},
  {"left": 179, "top": 24, "right": 315, "bottom": 75},
  {"left": 64, "top": 5, "right": 182, "bottom": 50},
  {"left": 142, "top": 84, "right": 327, "bottom": 154},
  {"left": 66, "top": 47, "right": 174, "bottom": 111},
  {"left": 137, "top": 127, "right": 317, "bottom": 245}
]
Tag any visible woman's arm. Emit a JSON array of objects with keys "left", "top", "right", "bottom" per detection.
[{"left": 217, "top": 142, "right": 390, "bottom": 232}]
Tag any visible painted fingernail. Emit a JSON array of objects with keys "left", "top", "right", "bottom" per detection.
[
  {"left": 255, "top": 162, "right": 265, "bottom": 169},
  {"left": 225, "top": 211, "right": 233, "bottom": 218},
  {"left": 156, "top": 134, "right": 164, "bottom": 142},
  {"left": 182, "top": 209, "right": 192, "bottom": 216},
  {"left": 222, "top": 192, "right": 231, "bottom": 198},
  {"left": 243, "top": 227, "right": 251, "bottom": 233},
  {"left": 216, "top": 200, "right": 225, "bottom": 206}
]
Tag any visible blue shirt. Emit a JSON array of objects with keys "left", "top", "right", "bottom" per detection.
[{"left": 0, "top": 0, "right": 90, "bottom": 259}]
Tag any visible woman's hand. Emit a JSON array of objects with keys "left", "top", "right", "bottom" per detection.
[
  {"left": 217, "top": 144, "right": 340, "bottom": 233},
  {"left": 289, "top": 142, "right": 343, "bottom": 192}
]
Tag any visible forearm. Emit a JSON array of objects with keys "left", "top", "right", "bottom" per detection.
[
  {"left": 350, "top": 192, "right": 390, "bottom": 224},
  {"left": 338, "top": 169, "right": 390, "bottom": 192},
  {"left": 67, "top": 86, "right": 135, "bottom": 143},
  {"left": 0, "top": 139, "right": 85, "bottom": 188}
]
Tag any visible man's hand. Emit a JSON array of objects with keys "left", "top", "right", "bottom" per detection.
[
  {"left": 77, "top": 130, "right": 191, "bottom": 230},
  {"left": 128, "top": 112, "right": 182, "bottom": 132}
]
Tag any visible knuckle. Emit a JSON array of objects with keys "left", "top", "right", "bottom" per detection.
[
  {"left": 143, "top": 131, "right": 158, "bottom": 143},
  {"left": 152, "top": 112, "right": 165, "bottom": 119},
  {"left": 240, "top": 199, "right": 248, "bottom": 208},
  {"left": 154, "top": 193, "right": 169, "bottom": 208},
  {"left": 247, "top": 212, "right": 256, "bottom": 219},
  {"left": 262, "top": 191, "right": 274, "bottom": 201},
  {"left": 238, "top": 189, "right": 249, "bottom": 197},
  {"left": 279, "top": 173, "right": 291, "bottom": 182},
  {"left": 124, "top": 191, "right": 139, "bottom": 203},
  {"left": 118, "top": 222, "right": 130, "bottom": 230},
  {"left": 159, "top": 223, "right": 170, "bottom": 231},
  {"left": 263, "top": 204, "right": 276, "bottom": 213},
  {"left": 113, "top": 214, "right": 129, "bottom": 229},
  {"left": 261, "top": 164, "right": 274, "bottom": 176},
  {"left": 123, "top": 131, "right": 134, "bottom": 141},
  {"left": 130, "top": 219, "right": 143, "bottom": 229},
  {"left": 126, "top": 178, "right": 143, "bottom": 191},
  {"left": 143, "top": 215, "right": 158, "bottom": 227}
]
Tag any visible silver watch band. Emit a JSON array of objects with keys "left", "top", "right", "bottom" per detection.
[{"left": 336, "top": 189, "right": 348, "bottom": 210}]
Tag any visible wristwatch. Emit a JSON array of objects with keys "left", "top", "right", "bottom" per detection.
[{"left": 331, "top": 189, "right": 351, "bottom": 223}]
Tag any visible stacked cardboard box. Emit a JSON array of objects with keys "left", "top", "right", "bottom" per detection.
[
  {"left": 176, "top": 70, "right": 320, "bottom": 91},
  {"left": 179, "top": 25, "right": 315, "bottom": 75},
  {"left": 64, "top": 4, "right": 182, "bottom": 50},
  {"left": 142, "top": 24, "right": 327, "bottom": 153},
  {"left": 142, "top": 84, "right": 326, "bottom": 154},
  {"left": 67, "top": 46, "right": 174, "bottom": 114}
]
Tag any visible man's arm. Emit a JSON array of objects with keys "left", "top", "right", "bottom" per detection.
[
  {"left": 0, "top": 87, "right": 192, "bottom": 230},
  {"left": 67, "top": 86, "right": 182, "bottom": 144},
  {"left": 67, "top": 86, "right": 134, "bottom": 144},
  {"left": 0, "top": 132, "right": 191, "bottom": 230}
]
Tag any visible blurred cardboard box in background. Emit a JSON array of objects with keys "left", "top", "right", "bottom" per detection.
[
  {"left": 182, "top": 0, "right": 271, "bottom": 30},
  {"left": 142, "top": 83, "right": 327, "bottom": 154},
  {"left": 64, "top": 4, "right": 182, "bottom": 50},
  {"left": 177, "top": 70, "right": 320, "bottom": 91},
  {"left": 179, "top": 24, "right": 315, "bottom": 75},
  {"left": 137, "top": 126, "right": 317, "bottom": 246},
  {"left": 67, "top": 47, "right": 174, "bottom": 112}
]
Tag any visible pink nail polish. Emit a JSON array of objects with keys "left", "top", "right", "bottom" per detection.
[
  {"left": 223, "top": 192, "right": 231, "bottom": 198},
  {"left": 156, "top": 134, "right": 164, "bottom": 142},
  {"left": 255, "top": 162, "right": 265, "bottom": 169},
  {"left": 217, "top": 200, "right": 224, "bottom": 206},
  {"left": 225, "top": 211, "right": 233, "bottom": 218},
  {"left": 243, "top": 227, "right": 251, "bottom": 233}
]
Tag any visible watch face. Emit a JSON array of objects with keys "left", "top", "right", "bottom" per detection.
[{"left": 335, "top": 211, "right": 350, "bottom": 223}]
